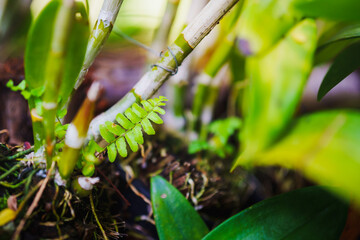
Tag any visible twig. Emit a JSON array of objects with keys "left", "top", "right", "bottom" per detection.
[
  {"left": 0, "top": 147, "right": 34, "bottom": 161},
  {"left": 12, "top": 161, "right": 56, "bottom": 240},
  {"left": 90, "top": 193, "right": 109, "bottom": 240},
  {"left": 96, "top": 168, "right": 131, "bottom": 207}
]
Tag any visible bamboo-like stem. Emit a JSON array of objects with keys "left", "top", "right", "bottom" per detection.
[
  {"left": 74, "top": 0, "right": 124, "bottom": 89},
  {"left": 42, "top": 0, "right": 75, "bottom": 167},
  {"left": 87, "top": 0, "right": 240, "bottom": 142},
  {"left": 58, "top": 82, "right": 100, "bottom": 179}
]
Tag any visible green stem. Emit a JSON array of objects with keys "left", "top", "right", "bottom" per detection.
[
  {"left": 74, "top": 0, "right": 124, "bottom": 89},
  {"left": 90, "top": 193, "right": 109, "bottom": 240},
  {"left": 0, "top": 147, "right": 34, "bottom": 161},
  {"left": 42, "top": 0, "right": 75, "bottom": 166},
  {"left": 0, "top": 163, "right": 22, "bottom": 181}
]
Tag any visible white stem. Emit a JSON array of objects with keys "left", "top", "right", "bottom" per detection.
[{"left": 87, "top": 0, "right": 240, "bottom": 142}]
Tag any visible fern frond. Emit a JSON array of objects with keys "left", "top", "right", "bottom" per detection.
[{"left": 99, "top": 96, "right": 168, "bottom": 161}]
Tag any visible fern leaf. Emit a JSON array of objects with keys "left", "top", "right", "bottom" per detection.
[
  {"left": 116, "top": 137, "right": 127, "bottom": 158},
  {"left": 99, "top": 96, "right": 167, "bottom": 160},
  {"left": 116, "top": 113, "right": 134, "bottom": 129},
  {"left": 125, "top": 131, "right": 138, "bottom": 152},
  {"left": 107, "top": 143, "right": 117, "bottom": 162},
  {"left": 147, "top": 112, "right": 163, "bottom": 124},
  {"left": 133, "top": 124, "right": 144, "bottom": 144},
  {"left": 125, "top": 108, "right": 141, "bottom": 123},
  {"left": 141, "top": 118, "right": 155, "bottom": 135},
  {"left": 100, "top": 124, "right": 115, "bottom": 143},
  {"left": 105, "top": 121, "right": 125, "bottom": 136}
]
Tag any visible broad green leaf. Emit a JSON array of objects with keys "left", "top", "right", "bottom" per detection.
[
  {"left": 141, "top": 118, "right": 155, "bottom": 135},
  {"left": 25, "top": 1, "right": 89, "bottom": 108},
  {"left": 318, "top": 41, "right": 360, "bottom": 100},
  {"left": 254, "top": 110, "right": 360, "bottom": 206},
  {"left": 116, "top": 113, "right": 135, "bottom": 129},
  {"left": 151, "top": 176, "right": 209, "bottom": 240},
  {"left": 125, "top": 131, "right": 138, "bottom": 152},
  {"left": 107, "top": 143, "right": 117, "bottom": 163},
  {"left": 133, "top": 124, "right": 144, "bottom": 145},
  {"left": 58, "top": 2, "right": 89, "bottom": 107},
  {"left": 147, "top": 112, "right": 163, "bottom": 124},
  {"left": 203, "top": 187, "right": 348, "bottom": 240},
  {"left": 105, "top": 121, "right": 125, "bottom": 136},
  {"left": 235, "top": 19, "right": 317, "bottom": 168},
  {"left": 318, "top": 22, "right": 360, "bottom": 48},
  {"left": 132, "top": 103, "right": 147, "bottom": 118},
  {"left": 116, "top": 137, "right": 128, "bottom": 158},
  {"left": 292, "top": 0, "right": 360, "bottom": 22},
  {"left": 125, "top": 108, "right": 141, "bottom": 124},
  {"left": 25, "top": 0, "right": 60, "bottom": 90},
  {"left": 237, "top": 0, "right": 301, "bottom": 56},
  {"left": 209, "top": 117, "right": 242, "bottom": 144},
  {"left": 99, "top": 124, "right": 115, "bottom": 143}
]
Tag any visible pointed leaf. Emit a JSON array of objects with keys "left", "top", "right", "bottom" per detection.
[
  {"left": 254, "top": 110, "right": 360, "bottom": 206},
  {"left": 318, "top": 41, "right": 360, "bottom": 100},
  {"left": 153, "top": 106, "right": 165, "bottom": 115},
  {"left": 99, "top": 124, "right": 115, "bottom": 143},
  {"left": 203, "top": 187, "right": 348, "bottom": 240},
  {"left": 125, "top": 131, "right": 138, "bottom": 152},
  {"left": 116, "top": 137, "right": 128, "bottom": 158},
  {"left": 124, "top": 108, "right": 141, "bottom": 124},
  {"left": 141, "top": 100, "right": 153, "bottom": 112},
  {"left": 107, "top": 143, "right": 117, "bottom": 163},
  {"left": 141, "top": 118, "right": 155, "bottom": 135},
  {"left": 105, "top": 121, "right": 125, "bottom": 136},
  {"left": 292, "top": 0, "right": 360, "bottom": 22},
  {"left": 151, "top": 176, "right": 209, "bottom": 240},
  {"left": 133, "top": 124, "right": 144, "bottom": 145},
  {"left": 116, "top": 113, "right": 134, "bottom": 129},
  {"left": 147, "top": 112, "right": 163, "bottom": 124},
  {"left": 132, "top": 103, "right": 147, "bottom": 118}
]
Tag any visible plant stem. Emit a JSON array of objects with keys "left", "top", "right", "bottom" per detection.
[
  {"left": 88, "top": 0, "right": 240, "bottom": 142},
  {"left": 0, "top": 163, "right": 22, "bottom": 181},
  {"left": 42, "top": 0, "right": 75, "bottom": 167},
  {"left": 0, "top": 147, "right": 34, "bottom": 161},
  {"left": 90, "top": 193, "right": 109, "bottom": 240},
  {"left": 74, "top": 0, "right": 124, "bottom": 89}
]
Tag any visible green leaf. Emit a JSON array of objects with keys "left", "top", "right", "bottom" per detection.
[
  {"left": 188, "top": 140, "right": 209, "bottom": 154},
  {"left": 235, "top": 19, "right": 317, "bottom": 167},
  {"left": 209, "top": 117, "right": 242, "bottom": 144},
  {"left": 292, "top": 0, "right": 360, "bottom": 22},
  {"left": 116, "top": 113, "right": 135, "bottom": 129},
  {"left": 203, "top": 186, "right": 348, "bottom": 240},
  {"left": 82, "top": 163, "right": 95, "bottom": 176},
  {"left": 254, "top": 110, "right": 360, "bottom": 206},
  {"left": 133, "top": 124, "right": 144, "bottom": 145},
  {"left": 153, "top": 106, "right": 165, "bottom": 115},
  {"left": 25, "top": 0, "right": 60, "bottom": 90},
  {"left": 141, "top": 100, "right": 153, "bottom": 112},
  {"left": 318, "top": 41, "right": 360, "bottom": 100},
  {"left": 105, "top": 121, "right": 125, "bottom": 136},
  {"left": 116, "top": 137, "right": 128, "bottom": 158},
  {"left": 141, "top": 118, "right": 155, "bottom": 135},
  {"left": 25, "top": 1, "right": 89, "bottom": 108},
  {"left": 124, "top": 108, "right": 141, "bottom": 124},
  {"left": 107, "top": 143, "right": 117, "bottom": 163},
  {"left": 58, "top": 2, "right": 89, "bottom": 108},
  {"left": 125, "top": 131, "right": 138, "bottom": 152},
  {"left": 132, "top": 103, "right": 147, "bottom": 118},
  {"left": 151, "top": 176, "right": 209, "bottom": 240},
  {"left": 99, "top": 124, "right": 115, "bottom": 143},
  {"left": 147, "top": 112, "right": 163, "bottom": 124}
]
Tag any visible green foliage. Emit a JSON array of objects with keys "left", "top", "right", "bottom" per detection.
[
  {"left": 292, "top": 0, "right": 360, "bottom": 22},
  {"left": 235, "top": 19, "right": 317, "bottom": 168},
  {"left": 318, "top": 41, "right": 360, "bottom": 100},
  {"left": 99, "top": 96, "right": 167, "bottom": 161},
  {"left": 253, "top": 110, "right": 360, "bottom": 206},
  {"left": 25, "top": 0, "right": 89, "bottom": 109},
  {"left": 203, "top": 186, "right": 347, "bottom": 240},
  {"left": 150, "top": 176, "right": 209, "bottom": 240},
  {"left": 189, "top": 117, "right": 242, "bottom": 158},
  {"left": 237, "top": 0, "right": 301, "bottom": 55}
]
